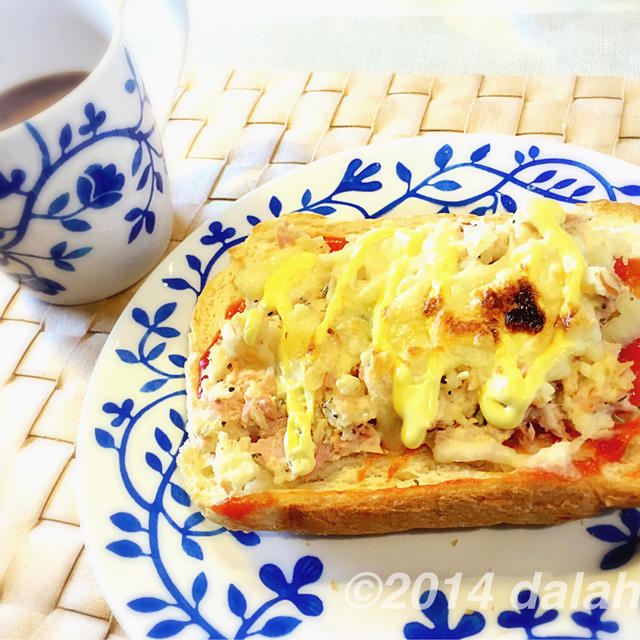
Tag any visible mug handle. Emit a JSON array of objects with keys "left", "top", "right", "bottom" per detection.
[{"left": 120, "top": 0, "right": 189, "bottom": 133}]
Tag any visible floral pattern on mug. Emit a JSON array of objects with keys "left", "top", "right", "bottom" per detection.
[{"left": 0, "top": 48, "right": 169, "bottom": 299}]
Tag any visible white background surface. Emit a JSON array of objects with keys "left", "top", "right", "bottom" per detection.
[{"left": 185, "top": 0, "right": 640, "bottom": 75}]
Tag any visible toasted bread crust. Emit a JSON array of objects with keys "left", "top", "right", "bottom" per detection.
[
  {"left": 180, "top": 204, "right": 640, "bottom": 534},
  {"left": 201, "top": 471, "right": 640, "bottom": 534}
]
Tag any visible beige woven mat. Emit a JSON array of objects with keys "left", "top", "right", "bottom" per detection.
[{"left": 1, "top": 70, "right": 640, "bottom": 639}]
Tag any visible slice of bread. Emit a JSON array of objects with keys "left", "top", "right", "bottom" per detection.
[{"left": 177, "top": 201, "right": 640, "bottom": 534}]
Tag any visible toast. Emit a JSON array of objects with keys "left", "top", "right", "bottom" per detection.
[{"left": 177, "top": 199, "right": 640, "bottom": 534}]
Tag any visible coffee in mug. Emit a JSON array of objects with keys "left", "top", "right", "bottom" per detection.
[{"left": 0, "top": 72, "right": 90, "bottom": 132}]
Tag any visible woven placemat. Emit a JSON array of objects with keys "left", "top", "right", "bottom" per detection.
[{"left": 1, "top": 70, "right": 639, "bottom": 639}]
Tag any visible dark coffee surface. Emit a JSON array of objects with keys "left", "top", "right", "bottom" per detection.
[{"left": 0, "top": 71, "right": 88, "bottom": 132}]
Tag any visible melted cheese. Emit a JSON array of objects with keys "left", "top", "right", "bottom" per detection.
[
  {"left": 255, "top": 252, "right": 319, "bottom": 476},
  {"left": 313, "top": 228, "right": 395, "bottom": 353},
  {"left": 244, "top": 200, "right": 591, "bottom": 477},
  {"left": 477, "top": 201, "right": 585, "bottom": 428},
  {"left": 389, "top": 226, "right": 460, "bottom": 448},
  {"left": 478, "top": 331, "right": 571, "bottom": 428},
  {"left": 211, "top": 433, "right": 259, "bottom": 490}
]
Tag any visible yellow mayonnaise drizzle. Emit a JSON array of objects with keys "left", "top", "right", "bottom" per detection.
[
  {"left": 255, "top": 252, "right": 319, "bottom": 476},
  {"left": 313, "top": 228, "right": 395, "bottom": 353},
  {"left": 389, "top": 226, "right": 460, "bottom": 448},
  {"left": 249, "top": 200, "right": 586, "bottom": 477},
  {"left": 477, "top": 201, "right": 584, "bottom": 428},
  {"left": 371, "top": 230, "right": 424, "bottom": 351}
]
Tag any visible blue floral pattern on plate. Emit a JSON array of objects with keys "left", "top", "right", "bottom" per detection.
[
  {"left": 78, "top": 135, "right": 640, "bottom": 639},
  {"left": 498, "top": 591, "right": 619, "bottom": 639}
]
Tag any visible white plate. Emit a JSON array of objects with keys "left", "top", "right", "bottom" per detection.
[{"left": 78, "top": 134, "right": 640, "bottom": 640}]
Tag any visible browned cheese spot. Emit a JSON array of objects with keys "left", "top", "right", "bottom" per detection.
[
  {"left": 443, "top": 313, "right": 486, "bottom": 336},
  {"left": 481, "top": 278, "right": 546, "bottom": 335},
  {"left": 423, "top": 296, "right": 443, "bottom": 317}
]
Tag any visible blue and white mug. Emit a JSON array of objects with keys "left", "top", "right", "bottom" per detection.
[{"left": 0, "top": 0, "right": 187, "bottom": 304}]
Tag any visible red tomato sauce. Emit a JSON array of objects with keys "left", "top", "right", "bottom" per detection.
[
  {"left": 618, "top": 338, "right": 640, "bottom": 405},
  {"left": 507, "top": 419, "right": 640, "bottom": 479},
  {"left": 356, "top": 456, "right": 375, "bottom": 482},
  {"left": 614, "top": 256, "right": 640, "bottom": 296},
  {"left": 212, "top": 494, "right": 275, "bottom": 520},
  {"left": 198, "top": 299, "right": 246, "bottom": 397},
  {"left": 224, "top": 299, "right": 246, "bottom": 319},
  {"left": 613, "top": 257, "right": 640, "bottom": 404},
  {"left": 574, "top": 418, "right": 640, "bottom": 476},
  {"left": 387, "top": 458, "right": 407, "bottom": 480},
  {"left": 323, "top": 235, "right": 348, "bottom": 252}
]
